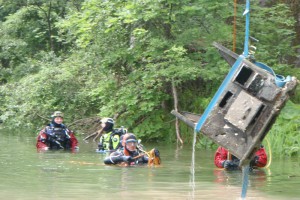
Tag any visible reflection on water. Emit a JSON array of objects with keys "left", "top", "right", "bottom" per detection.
[
  {"left": 189, "top": 129, "right": 197, "bottom": 199},
  {"left": 241, "top": 165, "right": 250, "bottom": 199},
  {"left": 0, "top": 132, "right": 299, "bottom": 200}
]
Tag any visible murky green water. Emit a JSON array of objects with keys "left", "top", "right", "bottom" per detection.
[{"left": 0, "top": 131, "right": 299, "bottom": 200}]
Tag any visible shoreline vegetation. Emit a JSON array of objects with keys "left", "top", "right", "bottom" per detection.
[{"left": 0, "top": 1, "right": 299, "bottom": 157}]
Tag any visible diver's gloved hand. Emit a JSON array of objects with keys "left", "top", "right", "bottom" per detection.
[
  {"left": 222, "top": 160, "right": 239, "bottom": 170},
  {"left": 98, "top": 143, "right": 104, "bottom": 151},
  {"left": 250, "top": 156, "right": 259, "bottom": 167},
  {"left": 122, "top": 156, "right": 134, "bottom": 163},
  {"left": 42, "top": 146, "right": 49, "bottom": 151},
  {"left": 154, "top": 148, "right": 160, "bottom": 157}
]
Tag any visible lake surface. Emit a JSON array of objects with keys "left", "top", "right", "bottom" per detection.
[{"left": 0, "top": 131, "right": 299, "bottom": 200}]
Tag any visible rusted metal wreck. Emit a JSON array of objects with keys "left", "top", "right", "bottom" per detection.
[{"left": 171, "top": 1, "right": 298, "bottom": 166}]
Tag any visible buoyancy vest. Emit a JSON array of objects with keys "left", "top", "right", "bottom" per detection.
[
  {"left": 99, "top": 128, "right": 126, "bottom": 150},
  {"left": 45, "top": 124, "right": 70, "bottom": 149}
]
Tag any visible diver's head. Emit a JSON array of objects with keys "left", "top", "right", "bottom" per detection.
[
  {"left": 123, "top": 133, "right": 137, "bottom": 152},
  {"left": 100, "top": 117, "right": 114, "bottom": 132},
  {"left": 51, "top": 111, "right": 64, "bottom": 126}
]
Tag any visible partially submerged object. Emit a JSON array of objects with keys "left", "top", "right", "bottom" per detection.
[
  {"left": 171, "top": 1, "right": 298, "bottom": 166},
  {"left": 196, "top": 43, "right": 297, "bottom": 166}
]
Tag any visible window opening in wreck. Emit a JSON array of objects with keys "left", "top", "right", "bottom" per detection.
[
  {"left": 235, "top": 65, "right": 253, "bottom": 86},
  {"left": 249, "top": 104, "right": 265, "bottom": 126},
  {"left": 219, "top": 91, "right": 233, "bottom": 108},
  {"left": 248, "top": 74, "right": 264, "bottom": 95}
]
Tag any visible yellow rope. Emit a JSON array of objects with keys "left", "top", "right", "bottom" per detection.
[
  {"left": 263, "top": 137, "right": 272, "bottom": 168},
  {"left": 137, "top": 144, "right": 151, "bottom": 157}
]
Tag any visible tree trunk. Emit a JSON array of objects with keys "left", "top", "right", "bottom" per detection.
[{"left": 172, "top": 79, "right": 183, "bottom": 144}]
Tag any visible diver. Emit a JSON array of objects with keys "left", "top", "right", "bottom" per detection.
[
  {"left": 103, "top": 133, "right": 160, "bottom": 166},
  {"left": 97, "top": 117, "right": 126, "bottom": 152},
  {"left": 36, "top": 111, "right": 78, "bottom": 151},
  {"left": 214, "top": 146, "right": 267, "bottom": 170}
]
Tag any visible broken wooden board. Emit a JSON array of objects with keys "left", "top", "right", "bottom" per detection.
[{"left": 170, "top": 110, "right": 201, "bottom": 128}]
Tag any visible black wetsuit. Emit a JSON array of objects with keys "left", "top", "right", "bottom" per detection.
[{"left": 104, "top": 149, "right": 148, "bottom": 165}]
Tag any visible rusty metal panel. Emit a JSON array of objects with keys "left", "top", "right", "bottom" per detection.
[
  {"left": 224, "top": 90, "right": 263, "bottom": 131},
  {"left": 171, "top": 41, "right": 298, "bottom": 166},
  {"left": 257, "top": 80, "right": 281, "bottom": 102}
]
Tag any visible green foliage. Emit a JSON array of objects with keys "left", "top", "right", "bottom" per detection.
[
  {"left": 196, "top": 134, "right": 218, "bottom": 149},
  {"left": 3, "top": 5, "right": 51, "bottom": 53},
  {"left": 0, "top": 0, "right": 299, "bottom": 152},
  {"left": 251, "top": 4, "right": 297, "bottom": 67},
  {"left": 266, "top": 101, "right": 300, "bottom": 157}
]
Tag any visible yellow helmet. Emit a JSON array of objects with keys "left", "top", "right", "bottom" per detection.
[{"left": 51, "top": 111, "right": 64, "bottom": 118}]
